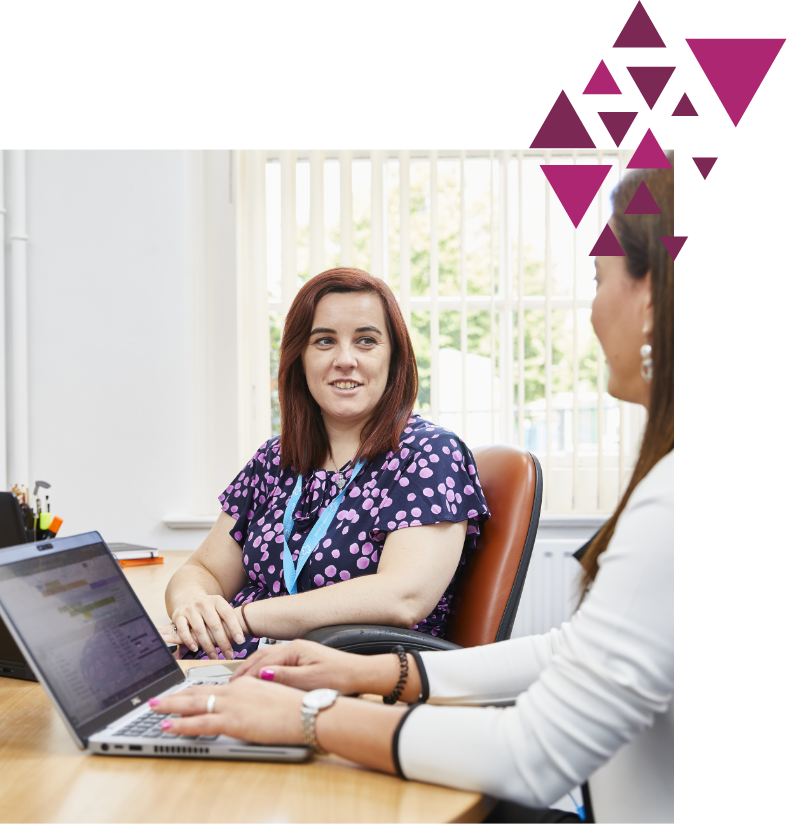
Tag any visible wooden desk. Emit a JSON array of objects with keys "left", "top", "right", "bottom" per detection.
[{"left": 0, "top": 551, "right": 491, "bottom": 823}]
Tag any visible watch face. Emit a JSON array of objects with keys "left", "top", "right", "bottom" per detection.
[{"left": 303, "top": 688, "right": 339, "bottom": 710}]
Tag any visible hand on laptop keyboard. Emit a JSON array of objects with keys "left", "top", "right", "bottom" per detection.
[{"left": 116, "top": 685, "right": 221, "bottom": 742}]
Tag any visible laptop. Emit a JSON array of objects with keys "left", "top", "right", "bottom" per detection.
[{"left": 0, "top": 531, "right": 311, "bottom": 762}]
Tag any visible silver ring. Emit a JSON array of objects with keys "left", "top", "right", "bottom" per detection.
[
  {"left": 206, "top": 694, "right": 216, "bottom": 714},
  {"left": 171, "top": 625, "right": 178, "bottom": 635}
]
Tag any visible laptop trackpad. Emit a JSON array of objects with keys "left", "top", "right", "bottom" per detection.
[{"left": 186, "top": 665, "right": 235, "bottom": 680}]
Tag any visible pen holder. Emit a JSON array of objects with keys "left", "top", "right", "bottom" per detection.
[
  {"left": 19, "top": 503, "right": 37, "bottom": 542},
  {"left": 17, "top": 503, "right": 58, "bottom": 542},
  {"left": 35, "top": 512, "right": 54, "bottom": 541}
]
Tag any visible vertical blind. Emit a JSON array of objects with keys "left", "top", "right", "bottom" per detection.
[{"left": 231, "top": 149, "right": 646, "bottom": 514}]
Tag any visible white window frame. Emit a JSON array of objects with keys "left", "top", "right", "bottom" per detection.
[{"left": 166, "top": 148, "right": 646, "bottom": 528}]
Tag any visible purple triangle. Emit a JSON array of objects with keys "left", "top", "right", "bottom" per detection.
[
  {"left": 541, "top": 165, "right": 612, "bottom": 228},
  {"left": 625, "top": 181, "right": 661, "bottom": 214},
  {"left": 627, "top": 129, "right": 672, "bottom": 169},
  {"left": 530, "top": 91, "right": 596, "bottom": 149},
  {"left": 598, "top": 111, "right": 637, "bottom": 147},
  {"left": 613, "top": 2, "right": 666, "bottom": 48},
  {"left": 661, "top": 236, "right": 687, "bottom": 261},
  {"left": 590, "top": 225, "right": 626, "bottom": 256},
  {"left": 687, "top": 39, "right": 785, "bottom": 126},
  {"left": 693, "top": 157, "right": 717, "bottom": 179},
  {"left": 672, "top": 93, "right": 698, "bottom": 116},
  {"left": 627, "top": 66, "right": 676, "bottom": 109},
  {"left": 584, "top": 61, "right": 622, "bottom": 94}
]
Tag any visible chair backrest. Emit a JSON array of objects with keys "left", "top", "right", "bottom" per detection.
[{"left": 445, "top": 445, "right": 542, "bottom": 648}]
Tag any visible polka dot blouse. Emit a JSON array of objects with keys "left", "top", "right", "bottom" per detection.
[{"left": 181, "top": 415, "right": 490, "bottom": 660}]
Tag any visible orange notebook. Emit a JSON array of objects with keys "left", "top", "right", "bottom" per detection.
[{"left": 118, "top": 556, "right": 164, "bottom": 568}]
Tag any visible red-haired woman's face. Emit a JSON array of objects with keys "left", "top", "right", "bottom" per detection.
[{"left": 302, "top": 291, "right": 392, "bottom": 435}]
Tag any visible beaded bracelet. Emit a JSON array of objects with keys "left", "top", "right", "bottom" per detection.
[{"left": 383, "top": 645, "right": 408, "bottom": 704}]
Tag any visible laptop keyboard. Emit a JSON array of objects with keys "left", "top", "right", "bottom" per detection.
[{"left": 113, "top": 682, "right": 219, "bottom": 741}]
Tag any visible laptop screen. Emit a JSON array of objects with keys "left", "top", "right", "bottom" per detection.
[{"left": 0, "top": 538, "right": 178, "bottom": 731}]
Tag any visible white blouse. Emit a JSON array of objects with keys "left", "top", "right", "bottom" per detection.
[{"left": 398, "top": 451, "right": 674, "bottom": 823}]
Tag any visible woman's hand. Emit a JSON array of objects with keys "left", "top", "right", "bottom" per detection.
[
  {"left": 230, "top": 639, "right": 371, "bottom": 694},
  {"left": 170, "top": 595, "right": 246, "bottom": 661},
  {"left": 163, "top": 512, "right": 252, "bottom": 659},
  {"left": 157, "top": 624, "right": 179, "bottom": 645},
  {"left": 229, "top": 639, "right": 423, "bottom": 702},
  {"left": 150, "top": 679, "right": 304, "bottom": 744},
  {"left": 151, "top": 678, "right": 405, "bottom": 775}
]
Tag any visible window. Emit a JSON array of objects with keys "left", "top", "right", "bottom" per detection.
[{"left": 193, "top": 149, "right": 646, "bottom": 517}]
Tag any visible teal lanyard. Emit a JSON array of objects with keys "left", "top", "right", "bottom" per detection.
[{"left": 281, "top": 460, "right": 366, "bottom": 595}]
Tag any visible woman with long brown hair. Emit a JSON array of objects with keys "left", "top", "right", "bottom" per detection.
[
  {"left": 162, "top": 268, "right": 489, "bottom": 662},
  {"left": 154, "top": 164, "right": 674, "bottom": 822}
]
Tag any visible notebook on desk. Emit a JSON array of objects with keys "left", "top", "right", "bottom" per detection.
[{"left": 0, "top": 531, "right": 311, "bottom": 763}]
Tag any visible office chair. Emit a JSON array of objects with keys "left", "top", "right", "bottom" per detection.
[{"left": 303, "top": 444, "right": 543, "bottom": 654}]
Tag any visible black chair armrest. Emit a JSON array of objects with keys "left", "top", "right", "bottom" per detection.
[{"left": 302, "top": 624, "right": 461, "bottom": 654}]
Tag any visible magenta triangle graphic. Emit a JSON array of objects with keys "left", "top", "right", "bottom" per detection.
[
  {"left": 627, "top": 129, "right": 672, "bottom": 169},
  {"left": 598, "top": 112, "right": 637, "bottom": 147},
  {"left": 686, "top": 39, "right": 785, "bottom": 126},
  {"left": 530, "top": 91, "right": 596, "bottom": 149},
  {"left": 693, "top": 157, "right": 717, "bottom": 179},
  {"left": 584, "top": 61, "right": 622, "bottom": 94},
  {"left": 661, "top": 236, "right": 687, "bottom": 261},
  {"left": 672, "top": 93, "right": 698, "bottom": 116},
  {"left": 625, "top": 181, "right": 661, "bottom": 214},
  {"left": 614, "top": 2, "right": 665, "bottom": 48},
  {"left": 541, "top": 165, "right": 612, "bottom": 228},
  {"left": 627, "top": 66, "right": 675, "bottom": 109},
  {"left": 590, "top": 225, "right": 626, "bottom": 256}
]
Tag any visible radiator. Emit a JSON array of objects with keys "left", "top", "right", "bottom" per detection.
[{"left": 511, "top": 539, "right": 584, "bottom": 638}]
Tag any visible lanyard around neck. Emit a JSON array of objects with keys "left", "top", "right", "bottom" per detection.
[{"left": 281, "top": 460, "right": 366, "bottom": 596}]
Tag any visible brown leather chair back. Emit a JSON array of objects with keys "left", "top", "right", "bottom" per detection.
[{"left": 445, "top": 445, "right": 542, "bottom": 648}]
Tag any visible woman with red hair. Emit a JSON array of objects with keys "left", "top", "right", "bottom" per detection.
[{"left": 163, "top": 268, "right": 489, "bottom": 662}]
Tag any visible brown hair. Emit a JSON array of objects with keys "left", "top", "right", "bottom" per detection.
[
  {"left": 580, "top": 162, "right": 674, "bottom": 596},
  {"left": 278, "top": 268, "right": 419, "bottom": 476}
]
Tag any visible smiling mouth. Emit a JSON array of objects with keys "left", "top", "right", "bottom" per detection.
[{"left": 331, "top": 381, "right": 361, "bottom": 390}]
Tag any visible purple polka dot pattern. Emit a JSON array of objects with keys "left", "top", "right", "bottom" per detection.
[{"left": 183, "top": 414, "right": 490, "bottom": 661}]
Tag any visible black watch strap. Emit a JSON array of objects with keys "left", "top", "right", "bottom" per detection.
[
  {"left": 408, "top": 649, "right": 430, "bottom": 702},
  {"left": 391, "top": 703, "right": 423, "bottom": 779}
]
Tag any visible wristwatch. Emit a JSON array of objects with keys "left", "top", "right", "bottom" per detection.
[{"left": 300, "top": 688, "right": 340, "bottom": 755}]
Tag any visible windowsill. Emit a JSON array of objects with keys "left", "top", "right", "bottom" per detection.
[
  {"left": 163, "top": 513, "right": 610, "bottom": 530},
  {"left": 539, "top": 514, "right": 609, "bottom": 528},
  {"left": 163, "top": 515, "right": 219, "bottom": 529}
]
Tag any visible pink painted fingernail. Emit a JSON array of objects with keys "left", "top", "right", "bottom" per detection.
[
  {"left": 148, "top": 698, "right": 160, "bottom": 708},
  {"left": 160, "top": 720, "right": 172, "bottom": 730},
  {"left": 260, "top": 668, "right": 275, "bottom": 681}
]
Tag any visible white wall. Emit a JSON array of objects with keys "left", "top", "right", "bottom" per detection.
[{"left": 13, "top": 150, "right": 209, "bottom": 549}]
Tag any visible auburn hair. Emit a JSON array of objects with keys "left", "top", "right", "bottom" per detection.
[
  {"left": 580, "top": 162, "right": 674, "bottom": 597},
  {"left": 278, "top": 268, "right": 419, "bottom": 476}
]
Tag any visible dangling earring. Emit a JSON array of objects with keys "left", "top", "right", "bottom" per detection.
[{"left": 640, "top": 330, "right": 653, "bottom": 382}]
